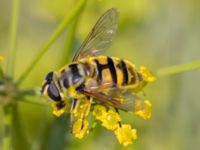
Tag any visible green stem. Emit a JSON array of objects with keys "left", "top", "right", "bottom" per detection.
[
  {"left": 60, "top": 11, "right": 81, "bottom": 66},
  {"left": 12, "top": 104, "right": 29, "bottom": 150},
  {"left": 3, "top": 105, "right": 13, "bottom": 150},
  {"left": 0, "top": 66, "right": 3, "bottom": 78},
  {"left": 6, "top": 0, "right": 20, "bottom": 78},
  {"left": 156, "top": 59, "right": 200, "bottom": 77},
  {"left": 16, "top": 0, "right": 87, "bottom": 86}
]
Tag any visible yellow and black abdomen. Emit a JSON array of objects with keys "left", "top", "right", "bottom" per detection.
[{"left": 80, "top": 56, "right": 143, "bottom": 90}]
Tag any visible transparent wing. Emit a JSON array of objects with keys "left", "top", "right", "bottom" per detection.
[
  {"left": 72, "top": 8, "right": 119, "bottom": 62},
  {"left": 83, "top": 88, "right": 146, "bottom": 112}
]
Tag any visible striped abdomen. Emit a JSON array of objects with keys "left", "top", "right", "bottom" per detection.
[{"left": 80, "top": 56, "right": 143, "bottom": 90}]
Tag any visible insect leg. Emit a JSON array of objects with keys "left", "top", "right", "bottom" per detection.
[
  {"left": 81, "top": 96, "right": 92, "bottom": 130},
  {"left": 114, "top": 108, "right": 122, "bottom": 127},
  {"left": 55, "top": 100, "right": 66, "bottom": 110},
  {"left": 70, "top": 98, "right": 78, "bottom": 133}
]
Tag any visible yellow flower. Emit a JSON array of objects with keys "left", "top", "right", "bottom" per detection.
[
  {"left": 92, "top": 105, "right": 107, "bottom": 121},
  {"left": 139, "top": 66, "right": 156, "bottom": 82},
  {"left": 72, "top": 119, "right": 89, "bottom": 139},
  {"left": 92, "top": 106, "right": 121, "bottom": 130},
  {"left": 101, "top": 109, "right": 121, "bottom": 131},
  {"left": 67, "top": 85, "right": 83, "bottom": 98},
  {"left": 51, "top": 101, "right": 67, "bottom": 117},
  {"left": 74, "top": 102, "right": 91, "bottom": 118},
  {"left": 114, "top": 124, "right": 137, "bottom": 147},
  {"left": 134, "top": 100, "right": 152, "bottom": 120}
]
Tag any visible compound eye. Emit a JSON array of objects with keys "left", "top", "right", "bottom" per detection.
[
  {"left": 47, "top": 82, "right": 61, "bottom": 102},
  {"left": 45, "top": 72, "right": 53, "bottom": 81}
]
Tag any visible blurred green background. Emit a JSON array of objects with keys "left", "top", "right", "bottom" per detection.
[{"left": 0, "top": 0, "right": 200, "bottom": 150}]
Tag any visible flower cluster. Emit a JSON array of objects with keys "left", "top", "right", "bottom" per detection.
[
  {"left": 50, "top": 66, "right": 156, "bottom": 146},
  {"left": 92, "top": 105, "right": 137, "bottom": 146},
  {"left": 51, "top": 101, "right": 68, "bottom": 117},
  {"left": 72, "top": 100, "right": 91, "bottom": 139},
  {"left": 139, "top": 66, "right": 156, "bottom": 83}
]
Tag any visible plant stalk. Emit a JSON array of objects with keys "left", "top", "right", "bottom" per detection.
[
  {"left": 6, "top": 0, "right": 20, "bottom": 78},
  {"left": 60, "top": 15, "right": 80, "bottom": 66},
  {"left": 3, "top": 105, "right": 13, "bottom": 150},
  {"left": 16, "top": 0, "right": 87, "bottom": 86},
  {"left": 157, "top": 59, "right": 200, "bottom": 77}
]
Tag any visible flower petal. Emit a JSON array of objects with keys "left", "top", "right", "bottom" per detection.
[
  {"left": 134, "top": 100, "right": 152, "bottom": 120},
  {"left": 72, "top": 119, "right": 89, "bottom": 139},
  {"left": 101, "top": 109, "right": 121, "bottom": 131},
  {"left": 51, "top": 101, "right": 67, "bottom": 117},
  {"left": 114, "top": 124, "right": 137, "bottom": 147},
  {"left": 92, "top": 105, "right": 107, "bottom": 121},
  {"left": 139, "top": 66, "right": 156, "bottom": 82}
]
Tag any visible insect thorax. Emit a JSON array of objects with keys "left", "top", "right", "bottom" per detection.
[{"left": 57, "top": 63, "right": 85, "bottom": 98}]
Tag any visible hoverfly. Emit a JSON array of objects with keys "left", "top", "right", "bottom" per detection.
[{"left": 41, "top": 8, "right": 150, "bottom": 131}]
